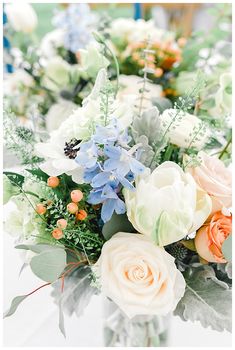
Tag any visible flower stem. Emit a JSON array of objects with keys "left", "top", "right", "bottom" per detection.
[{"left": 219, "top": 134, "right": 232, "bottom": 159}]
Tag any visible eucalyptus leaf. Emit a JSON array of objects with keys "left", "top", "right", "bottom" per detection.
[
  {"left": 102, "top": 212, "right": 136, "bottom": 240},
  {"left": 30, "top": 248, "right": 67, "bottom": 282},
  {"left": 16, "top": 243, "right": 63, "bottom": 254},
  {"left": 174, "top": 265, "right": 232, "bottom": 332},
  {"left": 222, "top": 234, "right": 232, "bottom": 262},
  {"left": 4, "top": 295, "right": 28, "bottom": 318},
  {"left": 59, "top": 300, "right": 66, "bottom": 338}
]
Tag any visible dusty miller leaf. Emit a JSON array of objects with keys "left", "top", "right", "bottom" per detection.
[
  {"left": 132, "top": 107, "right": 161, "bottom": 145},
  {"left": 51, "top": 266, "right": 97, "bottom": 318},
  {"left": 174, "top": 265, "right": 232, "bottom": 332}
]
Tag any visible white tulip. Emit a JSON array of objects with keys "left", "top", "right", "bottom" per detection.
[
  {"left": 5, "top": 3, "right": 38, "bottom": 33},
  {"left": 124, "top": 162, "right": 212, "bottom": 246}
]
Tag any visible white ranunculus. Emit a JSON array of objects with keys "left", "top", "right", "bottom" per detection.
[
  {"left": 40, "top": 29, "right": 65, "bottom": 59},
  {"left": 118, "top": 74, "right": 162, "bottom": 110},
  {"left": 79, "top": 44, "right": 110, "bottom": 79},
  {"left": 96, "top": 232, "right": 186, "bottom": 318},
  {"left": 4, "top": 69, "right": 35, "bottom": 94},
  {"left": 124, "top": 162, "right": 212, "bottom": 246},
  {"left": 5, "top": 3, "right": 38, "bottom": 33},
  {"left": 46, "top": 99, "right": 77, "bottom": 133},
  {"left": 160, "top": 109, "right": 210, "bottom": 149}
]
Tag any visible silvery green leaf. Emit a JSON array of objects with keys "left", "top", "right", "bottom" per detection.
[
  {"left": 222, "top": 234, "right": 232, "bottom": 262},
  {"left": 4, "top": 295, "right": 28, "bottom": 318},
  {"left": 225, "top": 262, "right": 232, "bottom": 279},
  {"left": 216, "top": 263, "right": 232, "bottom": 286},
  {"left": 51, "top": 266, "right": 97, "bottom": 318},
  {"left": 59, "top": 300, "right": 66, "bottom": 338},
  {"left": 16, "top": 243, "right": 63, "bottom": 254},
  {"left": 132, "top": 107, "right": 161, "bottom": 145},
  {"left": 174, "top": 265, "right": 232, "bottom": 332},
  {"left": 151, "top": 97, "right": 173, "bottom": 114},
  {"left": 30, "top": 248, "right": 67, "bottom": 282},
  {"left": 102, "top": 212, "right": 136, "bottom": 240}
]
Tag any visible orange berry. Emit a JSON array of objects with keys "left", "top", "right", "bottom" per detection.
[
  {"left": 178, "top": 37, "right": 187, "bottom": 48},
  {"left": 70, "top": 190, "right": 83, "bottom": 203},
  {"left": 57, "top": 219, "right": 67, "bottom": 229},
  {"left": 52, "top": 228, "right": 63, "bottom": 240},
  {"left": 47, "top": 176, "right": 60, "bottom": 188},
  {"left": 76, "top": 209, "right": 87, "bottom": 221},
  {"left": 67, "top": 202, "right": 78, "bottom": 214},
  {"left": 36, "top": 204, "right": 47, "bottom": 215},
  {"left": 154, "top": 67, "right": 163, "bottom": 78}
]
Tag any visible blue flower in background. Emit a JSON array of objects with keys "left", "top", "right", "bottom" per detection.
[{"left": 53, "top": 4, "right": 96, "bottom": 53}]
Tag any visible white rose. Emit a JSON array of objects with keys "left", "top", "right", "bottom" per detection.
[
  {"left": 118, "top": 74, "right": 162, "bottom": 110},
  {"left": 124, "top": 162, "right": 212, "bottom": 246},
  {"left": 160, "top": 109, "right": 210, "bottom": 149},
  {"left": 4, "top": 69, "right": 35, "bottom": 94},
  {"left": 5, "top": 3, "right": 37, "bottom": 33},
  {"left": 96, "top": 232, "right": 186, "bottom": 318}
]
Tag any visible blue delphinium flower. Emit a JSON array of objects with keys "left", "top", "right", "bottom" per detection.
[
  {"left": 53, "top": 4, "right": 96, "bottom": 53},
  {"left": 75, "top": 121, "right": 145, "bottom": 223}
]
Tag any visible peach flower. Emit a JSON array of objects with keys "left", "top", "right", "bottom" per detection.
[
  {"left": 96, "top": 232, "right": 186, "bottom": 318},
  {"left": 195, "top": 211, "right": 232, "bottom": 263},
  {"left": 187, "top": 151, "right": 232, "bottom": 213}
]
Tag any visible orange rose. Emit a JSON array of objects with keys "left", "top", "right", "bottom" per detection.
[
  {"left": 195, "top": 211, "right": 232, "bottom": 263},
  {"left": 187, "top": 151, "right": 232, "bottom": 214}
]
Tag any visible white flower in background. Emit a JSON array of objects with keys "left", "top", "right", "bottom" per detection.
[
  {"left": 108, "top": 18, "right": 136, "bottom": 42},
  {"left": 96, "top": 232, "right": 186, "bottom": 318},
  {"left": 40, "top": 29, "right": 65, "bottom": 59},
  {"left": 175, "top": 71, "right": 197, "bottom": 96},
  {"left": 79, "top": 44, "right": 110, "bottom": 79},
  {"left": 42, "top": 56, "right": 71, "bottom": 92},
  {"left": 160, "top": 109, "right": 210, "bottom": 149},
  {"left": 118, "top": 75, "right": 163, "bottom": 110},
  {"left": 4, "top": 69, "right": 35, "bottom": 95},
  {"left": 46, "top": 99, "right": 77, "bottom": 133},
  {"left": 35, "top": 69, "right": 134, "bottom": 182},
  {"left": 208, "top": 72, "right": 232, "bottom": 118},
  {"left": 5, "top": 3, "right": 38, "bottom": 33},
  {"left": 124, "top": 162, "right": 212, "bottom": 246},
  {"left": 3, "top": 175, "right": 19, "bottom": 204}
]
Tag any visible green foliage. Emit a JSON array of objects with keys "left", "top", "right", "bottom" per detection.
[
  {"left": 4, "top": 295, "right": 28, "bottom": 318},
  {"left": 4, "top": 172, "right": 25, "bottom": 188},
  {"left": 102, "top": 212, "right": 136, "bottom": 240},
  {"left": 30, "top": 247, "right": 67, "bottom": 282},
  {"left": 222, "top": 235, "right": 232, "bottom": 262},
  {"left": 174, "top": 265, "right": 232, "bottom": 332}
]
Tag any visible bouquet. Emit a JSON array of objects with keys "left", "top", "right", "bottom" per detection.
[{"left": 4, "top": 55, "right": 232, "bottom": 345}]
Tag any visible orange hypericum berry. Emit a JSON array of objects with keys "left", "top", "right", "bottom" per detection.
[
  {"left": 36, "top": 204, "right": 47, "bottom": 215},
  {"left": 57, "top": 219, "right": 67, "bottom": 229},
  {"left": 67, "top": 202, "right": 78, "bottom": 214},
  {"left": 52, "top": 228, "right": 63, "bottom": 240},
  {"left": 47, "top": 176, "right": 60, "bottom": 188},
  {"left": 70, "top": 190, "right": 83, "bottom": 203},
  {"left": 76, "top": 209, "right": 87, "bottom": 221},
  {"left": 154, "top": 67, "right": 163, "bottom": 78}
]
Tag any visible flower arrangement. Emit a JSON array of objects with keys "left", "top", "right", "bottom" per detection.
[{"left": 4, "top": 50, "right": 232, "bottom": 346}]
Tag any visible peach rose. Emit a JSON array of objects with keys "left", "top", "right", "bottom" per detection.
[
  {"left": 187, "top": 151, "right": 232, "bottom": 213},
  {"left": 96, "top": 232, "right": 186, "bottom": 318},
  {"left": 195, "top": 211, "right": 232, "bottom": 263}
]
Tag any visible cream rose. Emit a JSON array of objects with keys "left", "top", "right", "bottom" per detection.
[
  {"left": 124, "top": 162, "right": 212, "bottom": 246},
  {"left": 96, "top": 232, "right": 186, "bottom": 318},
  {"left": 187, "top": 151, "right": 232, "bottom": 213}
]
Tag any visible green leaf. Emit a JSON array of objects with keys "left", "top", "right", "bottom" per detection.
[
  {"left": 15, "top": 243, "right": 63, "bottom": 254},
  {"left": 30, "top": 248, "right": 67, "bottom": 282},
  {"left": 102, "top": 212, "right": 136, "bottom": 240},
  {"left": 26, "top": 168, "right": 48, "bottom": 182},
  {"left": 151, "top": 97, "right": 173, "bottom": 114},
  {"left": 4, "top": 295, "right": 28, "bottom": 317},
  {"left": 222, "top": 235, "right": 232, "bottom": 262},
  {"left": 59, "top": 300, "right": 66, "bottom": 338},
  {"left": 174, "top": 265, "right": 232, "bottom": 332},
  {"left": 4, "top": 171, "right": 24, "bottom": 188}
]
